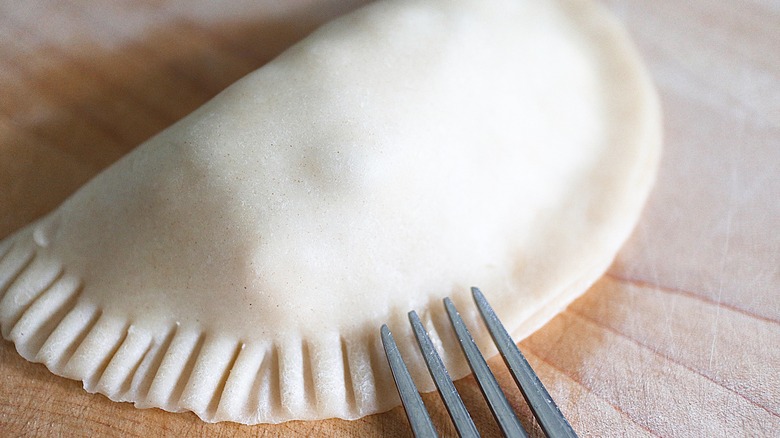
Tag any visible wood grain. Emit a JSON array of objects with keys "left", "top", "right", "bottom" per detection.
[{"left": 0, "top": 0, "right": 777, "bottom": 436}]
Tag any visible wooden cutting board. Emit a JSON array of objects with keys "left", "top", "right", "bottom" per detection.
[{"left": 0, "top": 0, "right": 777, "bottom": 436}]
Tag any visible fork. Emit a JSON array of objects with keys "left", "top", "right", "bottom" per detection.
[{"left": 380, "top": 287, "right": 578, "bottom": 437}]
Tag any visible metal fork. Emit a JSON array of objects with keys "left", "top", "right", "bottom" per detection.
[{"left": 380, "top": 287, "right": 578, "bottom": 437}]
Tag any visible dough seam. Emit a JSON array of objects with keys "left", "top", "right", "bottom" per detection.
[{"left": 0, "top": 225, "right": 404, "bottom": 423}]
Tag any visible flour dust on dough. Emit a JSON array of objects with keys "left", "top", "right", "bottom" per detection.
[{"left": 0, "top": 0, "right": 660, "bottom": 424}]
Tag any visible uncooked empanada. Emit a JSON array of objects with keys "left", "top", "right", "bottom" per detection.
[{"left": 0, "top": 0, "right": 660, "bottom": 424}]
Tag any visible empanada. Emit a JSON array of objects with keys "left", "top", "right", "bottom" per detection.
[{"left": 0, "top": 0, "right": 660, "bottom": 424}]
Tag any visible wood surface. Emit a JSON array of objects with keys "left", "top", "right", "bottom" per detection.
[{"left": 0, "top": 0, "right": 778, "bottom": 436}]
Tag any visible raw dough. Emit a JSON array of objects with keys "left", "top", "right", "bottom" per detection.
[{"left": 0, "top": 0, "right": 660, "bottom": 424}]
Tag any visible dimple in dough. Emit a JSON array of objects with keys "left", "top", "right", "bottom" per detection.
[{"left": 0, "top": 0, "right": 660, "bottom": 424}]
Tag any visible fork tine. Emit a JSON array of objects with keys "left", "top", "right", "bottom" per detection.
[
  {"left": 471, "top": 287, "right": 578, "bottom": 438},
  {"left": 409, "top": 311, "right": 481, "bottom": 438},
  {"left": 380, "top": 324, "right": 439, "bottom": 438},
  {"left": 444, "top": 298, "right": 528, "bottom": 438}
]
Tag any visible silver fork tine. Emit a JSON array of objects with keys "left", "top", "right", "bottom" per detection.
[
  {"left": 408, "top": 310, "right": 481, "bottom": 438},
  {"left": 380, "top": 324, "right": 439, "bottom": 438},
  {"left": 444, "top": 298, "right": 528, "bottom": 438},
  {"left": 471, "top": 287, "right": 578, "bottom": 438}
]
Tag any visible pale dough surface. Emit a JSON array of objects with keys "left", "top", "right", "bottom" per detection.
[{"left": 0, "top": 0, "right": 660, "bottom": 424}]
